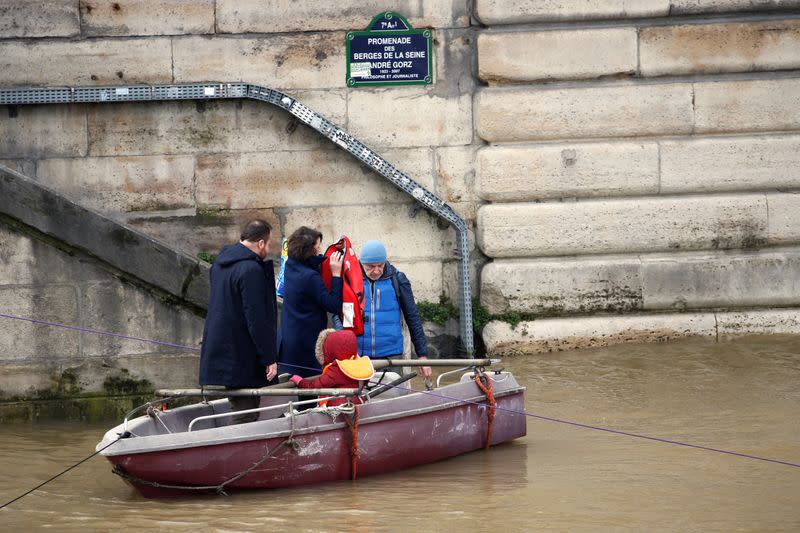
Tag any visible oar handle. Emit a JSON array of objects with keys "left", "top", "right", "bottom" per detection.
[
  {"left": 155, "top": 387, "right": 360, "bottom": 397},
  {"left": 372, "top": 358, "right": 495, "bottom": 368}
]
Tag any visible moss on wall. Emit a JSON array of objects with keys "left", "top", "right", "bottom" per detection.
[{"left": 417, "top": 297, "right": 539, "bottom": 332}]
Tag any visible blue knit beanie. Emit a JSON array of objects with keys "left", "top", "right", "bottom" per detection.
[{"left": 360, "top": 240, "right": 387, "bottom": 263}]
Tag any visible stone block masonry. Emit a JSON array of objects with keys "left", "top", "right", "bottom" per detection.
[
  {"left": 0, "top": 1, "right": 79, "bottom": 38},
  {"left": 0, "top": 207, "right": 204, "bottom": 397},
  {"left": 35, "top": 155, "right": 195, "bottom": 214},
  {"left": 478, "top": 28, "right": 637, "bottom": 84},
  {"left": 475, "top": 0, "right": 800, "bottom": 25},
  {"left": 2, "top": 1, "right": 800, "bottom": 402},
  {"left": 639, "top": 20, "right": 800, "bottom": 77},
  {"left": 481, "top": 247, "right": 800, "bottom": 315},
  {"left": 478, "top": 19, "right": 800, "bottom": 84},
  {"left": 472, "top": 4, "right": 800, "bottom": 356},
  {"left": 0, "top": 38, "right": 173, "bottom": 86},
  {"left": 79, "top": 0, "right": 215, "bottom": 37},
  {"left": 476, "top": 194, "right": 791, "bottom": 258},
  {"left": 475, "top": 133, "right": 800, "bottom": 202},
  {"left": 215, "top": 0, "right": 470, "bottom": 33},
  {"left": 0, "top": 105, "right": 87, "bottom": 159},
  {"left": 172, "top": 33, "right": 345, "bottom": 90},
  {"left": 482, "top": 308, "right": 800, "bottom": 355},
  {"left": 476, "top": 83, "right": 694, "bottom": 142},
  {"left": 476, "top": 141, "right": 659, "bottom": 201}
]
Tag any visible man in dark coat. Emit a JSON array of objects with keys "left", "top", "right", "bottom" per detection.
[{"left": 199, "top": 219, "right": 278, "bottom": 424}]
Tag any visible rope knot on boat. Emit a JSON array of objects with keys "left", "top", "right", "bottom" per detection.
[
  {"left": 344, "top": 404, "right": 362, "bottom": 480},
  {"left": 474, "top": 370, "right": 497, "bottom": 449}
]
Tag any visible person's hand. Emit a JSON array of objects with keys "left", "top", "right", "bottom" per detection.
[
  {"left": 418, "top": 356, "right": 432, "bottom": 379},
  {"left": 330, "top": 251, "right": 344, "bottom": 277},
  {"left": 289, "top": 375, "right": 303, "bottom": 385},
  {"left": 266, "top": 363, "right": 277, "bottom": 381}
]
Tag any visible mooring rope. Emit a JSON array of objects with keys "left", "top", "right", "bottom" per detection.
[
  {"left": 343, "top": 404, "right": 362, "bottom": 480},
  {"left": 0, "top": 431, "right": 130, "bottom": 509},
  {"left": 112, "top": 430, "right": 298, "bottom": 495},
  {"left": 473, "top": 370, "right": 497, "bottom": 449},
  {"left": 281, "top": 361, "right": 800, "bottom": 470},
  {"left": 1, "top": 312, "right": 798, "bottom": 472}
]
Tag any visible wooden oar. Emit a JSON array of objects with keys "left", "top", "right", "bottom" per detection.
[
  {"left": 156, "top": 387, "right": 359, "bottom": 397},
  {"left": 155, "top": 358, "right": 496, "bottom": 397},
  {"left": 373, "top": 358, "right": 495, "bottom": 368}
]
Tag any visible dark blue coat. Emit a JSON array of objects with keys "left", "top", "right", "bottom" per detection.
[
  {"left": 199, "top": 243, "right": 277, "bottom": 388},
  {"left": 278, "top": 256, "right": 342, "bottom": 377}
]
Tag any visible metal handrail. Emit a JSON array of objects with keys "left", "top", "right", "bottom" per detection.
[
  {"left": 122, "top": 396, "right": 176, "bottom": 433},
  {"left": 436, "top": 366, "right": 473, "bottom": 388},
  {"left": 187, "top": 396, "right": 340, "bottom": 432},
  {"left": 0, "top": 82, "right": 475, "bottom": 356}
]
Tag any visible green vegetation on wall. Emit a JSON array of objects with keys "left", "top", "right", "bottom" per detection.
[{"left": 417, "top": 297, "right": 537, "bottom": 332}]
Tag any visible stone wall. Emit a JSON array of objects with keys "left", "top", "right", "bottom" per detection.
[
  {"left": 0, "top": 165, "right": 207, "bottom": 399},
  {"left": 1, "top": 0, "right": 799, "bottom": 399},
  {"left": 474, "top": 0, "right": 800, "bottom": 353},
  {"left": 0, "top": 0, "right": 476, "bottom": 305},
  {"left": 0, "top": 1, "right": 475, "bottom": 400}
]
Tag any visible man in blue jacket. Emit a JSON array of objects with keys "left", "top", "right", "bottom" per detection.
[
  {"left": 358, "top": 240, "right": 431, "bottom": 379},
  {"left": 199, "top": 219, "right": 278, "bottom": 424}
]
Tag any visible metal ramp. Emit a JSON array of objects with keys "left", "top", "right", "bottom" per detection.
[{"left": 0, "top": 82, "right": 474, "bottom": 356}]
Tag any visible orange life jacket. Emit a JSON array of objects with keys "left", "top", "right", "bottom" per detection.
[{"left": 320, "top": 236, "right": 365, "bottom": 336}]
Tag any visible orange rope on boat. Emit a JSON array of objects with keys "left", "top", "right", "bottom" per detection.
[
  {"left": 474, "top": 372, "right": 497, "bottom": 449},
  {"left": 345, "top": 404, "right": 361, "bottom": 480}
]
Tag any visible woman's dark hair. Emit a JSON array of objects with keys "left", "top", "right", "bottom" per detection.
[
  {"left": 240, "top": 219, "right": 272, "bottom": 242},
  {"left": 287, "top": 226, "right": 323, "bottom": 261}
]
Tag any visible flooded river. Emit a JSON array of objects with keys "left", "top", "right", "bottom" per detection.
[{"left": 1, "top": 335, "right": 798, "bottom": 531}]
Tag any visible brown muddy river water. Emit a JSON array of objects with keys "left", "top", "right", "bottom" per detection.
[{"left": 1, "top": 335, "right": 799, "bottom": 532}]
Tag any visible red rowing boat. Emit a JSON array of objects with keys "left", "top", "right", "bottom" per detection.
[{"left": 97, "top": 367, "right": 526, "bottom": 498}]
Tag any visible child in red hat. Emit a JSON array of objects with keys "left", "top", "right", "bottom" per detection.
[{"left": 290, "top": 329, "right": 374, "bottom": 407}]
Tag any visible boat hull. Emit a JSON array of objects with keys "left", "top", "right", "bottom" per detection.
[{"left": 102, "top": 376, "right": 527, "bottom": 497}]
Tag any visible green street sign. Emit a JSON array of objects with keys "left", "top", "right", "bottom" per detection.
[{"left": 346, "top": 12, "right": 433, "bottom": 87}]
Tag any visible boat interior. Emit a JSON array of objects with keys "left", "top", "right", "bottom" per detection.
[{"left": 122, "top": 370, "right": 420, "bottom": 438}]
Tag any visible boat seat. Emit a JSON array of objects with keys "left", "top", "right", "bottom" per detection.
[{"left": 367, "top": 371, "right": 408, "bottom": 398}]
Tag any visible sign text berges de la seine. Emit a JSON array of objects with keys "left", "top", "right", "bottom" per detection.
[{"left": 346, "top": 12, "right": 433, "bottom": 87}]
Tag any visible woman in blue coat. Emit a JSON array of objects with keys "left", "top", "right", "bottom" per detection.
[{"left": 278, "top": 226, "right": 344, "bottom": 377}]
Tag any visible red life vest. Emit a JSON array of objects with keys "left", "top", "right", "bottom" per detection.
[{"left": 321, "top": 236, "right": 365, "bottom": 336}]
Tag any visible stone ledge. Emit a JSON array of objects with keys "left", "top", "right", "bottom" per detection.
[
  {"left": 640, "top": 20, "right": 800, "bottom": 77},
  {"left": 216, "top": 0, "right": 470, "bottom": 33},
  {"left": 79, "top": 0, "right": 215, "bottom": 37},
  {"left": 478, "top": 28, "right": 637, "bottom": 84},
  {"left": 660, "top": 134, "right": 800, "bottom": 194},
  {"left": 670, "top": 0, "right": 800, "bottom": 16},
  {"left": 476, "top": 141, "right": 658, "bottom": 201},
  {"left": 694, "top": 77, "right": 800, "bottom": 134},
  {"left": 0, "top": 164, "right": 209, "bottom": 309},
  {"left": 474, "top": 0, "right": 668, "bottom": 25},
  {"left": 475, "top": 134, "right": 800, "bottom": 201},
  {"left": 480, "top": 247, "right": 800, "bottom": 315},
  {"left": 482, "top": 308, "right": 800, "bottom": 355},
  {"left": 477, "top": 193, "right": 774, "bottom": 258},
  {"left": 474, "top": 0, "right": 800, "bottom": 25},
  {"left": 0, "top": 0, "right": 79, "bottom": 38},
  {"left": 476, "top": 83, "right": 693, "bottom": 142},
  {"left": 477, "top": 77, "right": 800, "bottom": 143},
  {"left": 483, "top": 312, "right": 716, "bottom": 355}
]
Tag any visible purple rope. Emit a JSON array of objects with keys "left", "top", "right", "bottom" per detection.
[
  {"left": 0, "top": 312, "right": 201, "bottom": 352},
  {"left": 282, "top": 361, "right": 800, "bottom": 469},
  {"left": 2, "top": 311, "right": 796, "bottom": 470}
]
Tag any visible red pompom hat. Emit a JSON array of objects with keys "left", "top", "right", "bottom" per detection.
[{"left": 316, "top": 329, "right": 358, "bottom": 366}]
